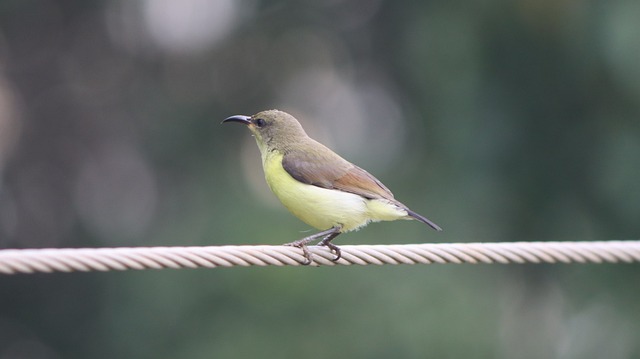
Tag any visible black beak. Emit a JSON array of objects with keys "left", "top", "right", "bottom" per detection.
[{"left": 222, "top": 115, "right": 251, "bottom": 125}]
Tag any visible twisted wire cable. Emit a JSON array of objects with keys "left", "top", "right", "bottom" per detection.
[{"left": 0, "top": 241, "right": 639, "bottom": 274}]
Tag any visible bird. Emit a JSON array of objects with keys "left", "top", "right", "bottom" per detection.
[{"left": 223, "top": 110, "right": 441, "bottom": 264}]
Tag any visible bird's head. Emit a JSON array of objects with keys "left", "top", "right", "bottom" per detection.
[{"left": 223, "top": 110, "right": 308, "bottom": 152}]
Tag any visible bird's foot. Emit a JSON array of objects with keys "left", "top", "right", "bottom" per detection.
[
  {"left": 284, "top": 226, "right": 342, "bottom": 265},
  {"left": 318, "top": 237, "right": 341, "bottom": 262},
  {"left": 284, "top": 240, "right": 313, "bottom": 265}
]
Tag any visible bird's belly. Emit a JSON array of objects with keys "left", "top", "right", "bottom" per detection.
[
  {"left": 262, "top": 153, "right": 408, "bottom": 231},
  {"left": 263, "top": 154, "right": 370, "bottom": 231}
]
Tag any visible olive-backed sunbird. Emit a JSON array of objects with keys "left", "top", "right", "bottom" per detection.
[{"left": 223, "top": 110, "right": 441, "bottom": 264}]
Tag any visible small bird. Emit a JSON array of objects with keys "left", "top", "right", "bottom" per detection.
[{"left": 223, "top": 110, "right": 441, "bottom": 264}]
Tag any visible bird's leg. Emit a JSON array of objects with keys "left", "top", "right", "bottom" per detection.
[
  {"left": 318, "top": 231, "right": 342, "bottom": 262},
  {"left": 285, "top": 226, "right": 341, "bottom": 265}
]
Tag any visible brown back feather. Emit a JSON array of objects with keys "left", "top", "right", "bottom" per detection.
[{"left": 281, "top": 142, "right": 395, "bottom": 201}]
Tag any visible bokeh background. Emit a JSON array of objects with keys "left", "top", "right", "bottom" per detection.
[{"left": 1, "top": 1, "right": 639, "bottom": 358}]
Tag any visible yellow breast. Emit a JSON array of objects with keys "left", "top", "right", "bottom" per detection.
[{"left": 261, "top": 152, "right": 407, "bottom": 232}]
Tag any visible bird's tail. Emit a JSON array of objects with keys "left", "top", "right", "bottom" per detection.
[{"left": 406, "top": 209, "right": 442, "bottom": 231}]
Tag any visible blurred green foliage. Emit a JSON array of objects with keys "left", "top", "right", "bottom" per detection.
[{"left": 0, "top": 1, "right": 639, "bottom": 358}]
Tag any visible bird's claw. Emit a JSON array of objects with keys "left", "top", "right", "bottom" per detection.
[
  {"left": 284, "top": 241, "right": 313, "bottom": 265},
  {"left": 319, "top": 238, "right": 342, "bottom": 262},
  {"left": 284, "top": 226, "right": 342, "bottom": 265},
  {"left": 284, "top": 240, "right": 342, "bottom": 264}
]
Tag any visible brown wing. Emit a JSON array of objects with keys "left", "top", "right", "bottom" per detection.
[{"left": 282, "top": 143, "right": 395, "bottom": 201}]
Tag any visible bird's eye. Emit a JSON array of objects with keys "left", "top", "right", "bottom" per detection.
[{"left": 254, "top": 118, "right": 266, "bottom": 127}]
